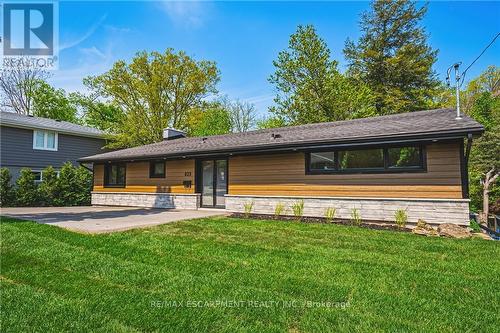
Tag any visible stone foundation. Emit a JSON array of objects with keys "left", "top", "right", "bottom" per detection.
[
  {"left": 92, "top": 192, "right": 200, "bottom": 210},
  {"left": 225, "top": 195, "right": 470, "bottom": 225}
]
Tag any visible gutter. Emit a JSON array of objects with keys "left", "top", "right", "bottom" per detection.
[
  {"left": 78, "top": 129, "right": 484, "bottom": 163},
  {"left": 79, "top": 162, "right": 93, "bottom": 172},
  {"left": 0, "top": 122, "right": 106, "bottom": 139}
]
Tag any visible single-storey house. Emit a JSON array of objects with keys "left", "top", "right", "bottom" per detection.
[
  {"left": 0, "top": 111, "right": 107, "bottom": 182},
  {"left": 79, "top": 108, "right": 484, "bottom": 225}
]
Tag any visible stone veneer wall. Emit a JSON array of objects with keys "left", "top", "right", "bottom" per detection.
[
  {"left": 225, "top": 195, "right": 470, "bottom": 225},
  {"left": 92, "top": 192, "right": 200, "bottom": 210}
]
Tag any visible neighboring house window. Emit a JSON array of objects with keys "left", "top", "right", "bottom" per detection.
[
  {"left": 32, "top": 170, "right": 60, "bottom": 183},
  {"left": 32, "top": 170, "right": 42, "bottom": 183},
  {"left": 306, "top": 145, "right": 425, "bottom": 174},
  {"left": 33, "top": 130, "right": 58, "bottom": 151},
  {"left": 149, "top": 161, "right": 166, "bottom": 178},
  {"left": 104, "top": 163, "right": 126, "bottom": 187}
]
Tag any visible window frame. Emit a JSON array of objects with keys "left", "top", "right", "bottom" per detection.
[
  {"left": 32, "top": 130, "right": 58, "bottom": 151},
  {"left": 32, "top": 169, "right": 60, "bottom": 183},
  {"left": 149, "top": 160, "right": 166, "bottom": 178},
  {"left": 104, "top": 163, "right": 127, "bottom": 188},
  {"left": 305, "top": 144, "right": 426, "bottom": 175},
  {"left": 32, "top": 170, "right": 43, "bottom": 183}
]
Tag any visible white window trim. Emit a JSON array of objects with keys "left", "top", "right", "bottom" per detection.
[
  {"left": 32, "top": 169, "right": 60, "bottom": 183},
  {"left": 32, "top": 170, "right": 43, "bottom": 183},
  {"left": 33, "top": 130, "right": 58, "bottom": 151}
]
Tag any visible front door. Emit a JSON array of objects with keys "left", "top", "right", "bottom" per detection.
[{"left": 199, "top": 159, "right": 227, "bottom": 208}]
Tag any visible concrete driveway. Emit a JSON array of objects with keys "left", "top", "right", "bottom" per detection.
[{"left": 0, "top": 206, "right": 225, "bottom": 233}]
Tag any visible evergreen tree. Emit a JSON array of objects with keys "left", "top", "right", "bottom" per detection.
[
  {"left": 269, "top": 25, "right": 375, "bottom": 125},
  {"left": 74, "top": 166, "right": 93, "bottom": 206},
  {"left": 344, "top": 0, "right": 439, "bottom": 114},
  {"left": 55, "top": 163, "right": 78, "bottom": 206},
  {"left": 0, "top": 168, "right": 14, "bottom": 207},
  {"left": 38, "top": 166, "right": 60, "bottom": 206},
  {"left": 15, "top": 168, "right": 38, "bottom": 206}
]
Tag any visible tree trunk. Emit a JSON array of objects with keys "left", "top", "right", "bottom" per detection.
[
  {"left": 481, "top": 168, "right": 499, "bottom": 224},
  {"left": 482, "top": 185, "right": 489, "bottom": 224}
]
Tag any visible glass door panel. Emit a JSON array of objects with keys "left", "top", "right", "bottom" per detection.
[
  {"left": 202, "top": 160, "right": 214, "bottom": 206},
  {"left": 215, "top": 160, "right": 227, "bottom": 206}
]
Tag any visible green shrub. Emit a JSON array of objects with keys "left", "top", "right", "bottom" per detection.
[
  {"left": 55, "top": 162, "right": 78, "bottom": 206},
  {"left": 243, "top": 201, "right": 254, "bottom": 218},
  {"left": 0, "top": 168, "right": 15, "bottom": 207},
  {"left": 350, "top": 208, "right": 361, "bottom": 225},
  {"left": 291, "top": 200, "right": 304, "bottom": 221},
  {"left": 394, "top": 209, "right": 408, "bottom": 229},
  {"left": 324, "top": 207, "right": 336, "bottom": 223},
  {"left": 469, "top": 219, "right": 481, "bottom": 233},
  {"left": 38, "top": 166, "right": 60, "bottom": 206},
  {"left": 274, "top": 202, "right": 285, "bottom": 218},
  {"left": 15, "top": 168, "right": 39, "bottom": 206},
  {"left": 73, "top": 166, "right": 93, "bottom": 205}
]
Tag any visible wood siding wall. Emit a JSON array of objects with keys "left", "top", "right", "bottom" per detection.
[
  {"left": 93, "top": 159, "right": 195, "bottom": 194},
  {"left": 228, "top": 142, "right": 463, "bottom": 199},
  {"left": 93, "top": 142, "right": 463, "bottom": 199}
]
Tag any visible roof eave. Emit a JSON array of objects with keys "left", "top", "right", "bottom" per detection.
[
  {"left": 79, "top": 127, "right": 484, "bottom": 163},
  {"left": 1, "top": 121, "right": 106, "bottom": 139}
]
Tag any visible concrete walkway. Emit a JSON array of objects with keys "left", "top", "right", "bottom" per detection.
[{"left": 0, "top": 206, "right": 225, "bottom": 233}]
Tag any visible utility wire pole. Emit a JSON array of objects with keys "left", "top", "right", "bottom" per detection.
[
  {"left": 445, "top": 32, "right": 499, "bottom": 120},
  {"left": 446, "top": 62, "right": 462, "bottom": 120}
]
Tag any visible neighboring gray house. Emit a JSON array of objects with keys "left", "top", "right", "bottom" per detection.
[{"left": 0, "top": 111, "right": 107, "bottom": 182}]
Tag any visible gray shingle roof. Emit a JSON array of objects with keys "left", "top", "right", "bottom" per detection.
[
  {"left": 0, "top": 111, "right": 105, "bottom": 138},
  {"left": 79, "top": 108, "right": 484, "bottom": 162}
]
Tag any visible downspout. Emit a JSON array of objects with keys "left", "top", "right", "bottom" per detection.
[
  {"left": 462, "top": 134, "right": 473, "bottom": 199},
  {"left": 79, "top": 162, "right": 93, "bottom": 172}
]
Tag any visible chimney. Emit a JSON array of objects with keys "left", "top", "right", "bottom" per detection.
[{"left": 163, "top": 128, "right": 186, "bottom": 140}]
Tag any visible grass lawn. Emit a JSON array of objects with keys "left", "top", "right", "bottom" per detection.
[{"left": 1, "top": 216, "right": 499, "bottom": 332}]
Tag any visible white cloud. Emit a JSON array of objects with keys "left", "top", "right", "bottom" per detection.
[
  {"left": 243, "top": 93, "right": 274, "bottom": 105},
  {"left": 50, "top": 43, "right": 115, "bottom": 93},
  {"left": 158, "top": 1, "right": 208, "bottom": 29},
  {"left": 59, "top": 15, "right": 107, "bottom": 52},
  {"left": 80, "top": 46, "right": 108, "bottom": 60}
]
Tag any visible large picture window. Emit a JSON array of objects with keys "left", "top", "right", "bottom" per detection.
[
  {"left": 339, "top": 148, "right": 384, "bottom": 170},
  {"left": 306, "top": 145, "right": 425, "bottom": 174},
  {"left": 309, "top": 152, "right": 336, "bottom": 171},
  {"left": 104, "top": 163, "right": 126, "bottom": 187}
]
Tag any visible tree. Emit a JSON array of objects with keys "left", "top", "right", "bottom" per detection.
[
  {"left": 221, "top": 98, "right": 257, "bottom": 132},
  {"left": 15, "top": 168, "right": 38, "bottom": 206},
  {"left": 460, "top": 66, "right": 500, "bottom": 220},
  {"left": 73, "top": 166, "right": 93, "bottom": 206},
  {"left": 71, "top": 89, "right": 125, "bottom": 133},
  {"left": 0, "top": 62, "right": 49, "bottom": 114},
  {"left": 0, "top": 168, "right": 15, "bottom": 207},
  {"left": 187, "top": 102, "right": 232, "bottom": 137},
  {"left": 54, "top": 162, "right": 78, "bottom": 206},
  {"left": 38, "top": 166, "right": 60, "bottom": 206},
  {"left": 256, "top": 116, "right": 287, "bottom": 130},
  {"left": 269, "top": 25, "right": 375, "bottom": 125},
  {"left": 30, "top": 80, "right": 79, "bottom": 122},
  {"left": 344, "top": 0, "right": 439, "bottom": 114},
  {"left": 86, "top": 49, "right": 220, "bottom": 147}
]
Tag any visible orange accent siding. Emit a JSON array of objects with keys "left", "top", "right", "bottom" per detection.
[
  {"left": 93, "top": 159, "right": 195, "bottom": 194},
  {"left": 228, "top": 142, "right": 463, "bottom": 199}
]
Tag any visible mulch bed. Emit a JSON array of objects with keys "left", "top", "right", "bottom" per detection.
[{"left": 230, "top": 213, "right": 411, "bottom": 233}]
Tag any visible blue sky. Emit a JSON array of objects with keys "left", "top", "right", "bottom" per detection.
[{"left": 53, "top": 1, "right": 500, "bottom": 116}]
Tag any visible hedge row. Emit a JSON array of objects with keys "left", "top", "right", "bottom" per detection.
[{"left": 0, "top": 163, "right": 92, "bottom": 207}]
